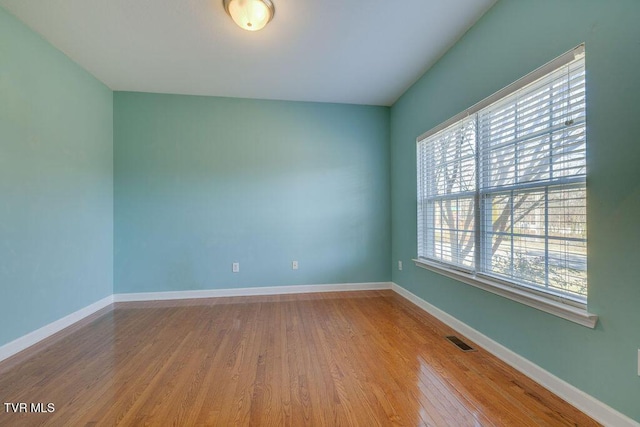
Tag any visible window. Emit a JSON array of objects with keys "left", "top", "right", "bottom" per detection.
[{"left": 416, "top": 45, "right": 590, "bottom": 318}]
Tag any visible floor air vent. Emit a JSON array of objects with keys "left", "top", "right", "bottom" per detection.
[{"left": 446, "top": 335, "right": 476, "bottom": 352}]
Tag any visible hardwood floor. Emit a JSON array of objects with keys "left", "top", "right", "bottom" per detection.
[{"left": 0, "top": 291, "right": 598, "bottom": 426}]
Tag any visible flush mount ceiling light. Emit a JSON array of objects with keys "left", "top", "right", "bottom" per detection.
[{"left": 223, "top": 0, "right": 275, "bottom": 32}]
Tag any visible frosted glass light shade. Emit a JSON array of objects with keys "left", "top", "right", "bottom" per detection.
[{"left": 223, "top": 0, "right": 275, "bottom": 31}]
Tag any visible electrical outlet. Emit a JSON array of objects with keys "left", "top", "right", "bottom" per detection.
[
  {"left": 232, "top": 262, "right": 239, "bottom": 273},
  {"left": 292, "top": 260, "right": 298, "bottom": 270},
  {"left": 398, "top": 260, "right": 403, "bottom": 271}
]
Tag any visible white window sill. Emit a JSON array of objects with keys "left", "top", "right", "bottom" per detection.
[{"left": 412, "top": 259, "right": 598, "bottom": 329}]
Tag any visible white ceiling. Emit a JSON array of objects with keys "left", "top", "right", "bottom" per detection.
[{"left": 1, "top": 0, "right": 497, "bottom": 106}]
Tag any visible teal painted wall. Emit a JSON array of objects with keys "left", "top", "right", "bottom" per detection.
[
  {"left": 390, "top": 0, "right": 640, "bottom": 421},
  {"left": 114, "top": 93, "right": 390, "bottom": 293},
  {"left": 0, "top": 8, "right": 113, "bottom": 346}
]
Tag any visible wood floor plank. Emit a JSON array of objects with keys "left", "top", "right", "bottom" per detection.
[{"left": 0, "top": 290, "right": 600, "bottom": 426}]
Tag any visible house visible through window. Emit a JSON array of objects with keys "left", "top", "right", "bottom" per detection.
[{"left": 417, "top": 45, "right": 587, "bottom": 305}]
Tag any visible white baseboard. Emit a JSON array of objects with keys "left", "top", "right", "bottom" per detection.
[
  {"left": 391, "top": 282, "right": 639, "bottom": 427},
  {"left": 0, "top": 295, "right": 114, "bottom": 363},
  {"left": 114, "top": 282, "right": 392, "bottom": 302}
]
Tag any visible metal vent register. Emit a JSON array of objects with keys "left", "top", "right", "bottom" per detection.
[{"left": 446, "top": 335, "right": 476, "bottom": 352}]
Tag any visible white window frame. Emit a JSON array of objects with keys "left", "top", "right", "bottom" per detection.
[{"left": 413, "top": 45, "right": 597, "bottom": 328}]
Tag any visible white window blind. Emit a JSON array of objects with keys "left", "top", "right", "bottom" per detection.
[
  {"left": 417, "top": 45, "right": 587, "bottom": 304},
  {"left": 418, "top": 117, "right": 477, "bottom": 271}
]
